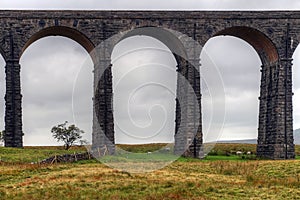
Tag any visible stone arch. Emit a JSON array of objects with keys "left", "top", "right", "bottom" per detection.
[
  {"left": 92, "top": 26, "right": 203, "bottom": 157},
  {"left": 113, "top": 27, "right": 190, "bottom": 141},
  {"left": 210, "top": 26, "right": 279, "bottom": 65},
  {"left": 203, "top": 26, "right": 286, "bottom": 158},
  {"left": 21, "top": 26, "right": 95, "bottom": 58},
  {"left": 19, "top": 27, "right": 95, "bottom": 146}
]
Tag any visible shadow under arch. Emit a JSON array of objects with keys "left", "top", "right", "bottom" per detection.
[
  {"left": 21, "top": 26, "right": 95, "bottom": 60},
  {"left": 213, "top": 26, "right": 279, "bottom": 65}
]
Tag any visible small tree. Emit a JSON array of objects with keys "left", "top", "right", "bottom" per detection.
[{"left": 51, "top": 121, "right": 84, "bottom": 150}]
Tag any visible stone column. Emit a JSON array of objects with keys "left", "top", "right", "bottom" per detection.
[
  {"left": 284, "top": 58, "right": 295, "bottom": 159},
  {"left": 275, "top": 58, "right": 294, "bottom": 159},
  {"left": 257, "top": 60, "right": 295, "bottom": 159},
  {"left": 174, "top": 59, "right": 188, "bottom": 156},
  {"left": 187, "top": 58, "right": 203, "bottom": 158},
  {"left": 257, "top": 64, "right": 269, "bottom": 157},
  {"left": 174, "top": 56, "right": 203, "bottom": 158},
  {"left": 4, "top": 59, "right": 23, "bottom": 147},
  {"left": 92, "top": 59, "right": 115, "bottom": 156}
]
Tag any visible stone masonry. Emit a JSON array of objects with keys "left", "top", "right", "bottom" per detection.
[{"left": 0, "top": 10, "right": 299, "bottom": 159}]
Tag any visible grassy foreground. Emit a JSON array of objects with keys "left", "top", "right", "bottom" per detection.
[{"left": 1, "top": 145, "right": 300, "bottom": 199}]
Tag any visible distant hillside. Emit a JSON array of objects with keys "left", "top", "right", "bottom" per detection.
[
  {"left": 216, "top": 129, "right": 300, "bottom": 145},
  {"left": 217, "top": 139, "right": 257, "bottom": 144}
]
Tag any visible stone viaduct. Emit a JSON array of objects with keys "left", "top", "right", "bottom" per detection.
[{"left": 1, "top": 10, "right": 298, "bottom": 159}]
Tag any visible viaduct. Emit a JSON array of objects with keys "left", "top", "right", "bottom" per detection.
[{"left": 1, "top": 10, "right": 298, "bottom": 159}]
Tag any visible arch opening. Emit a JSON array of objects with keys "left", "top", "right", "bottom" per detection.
[
  {"left": 201, "top": 35, "right": 262, "bottom": 142},
  {"left": 20, "top": 36, "right": 93, "bottom": 146},
  {"left": 111, "top": 35, "right": 178, "bottom": 145}
]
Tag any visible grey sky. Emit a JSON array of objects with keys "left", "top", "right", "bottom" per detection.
[
  {"left": 1, "top": 0, "right": 300, "bottom": 10},
  {"left": 0, "top": 1, "right": 300, "bottom": 145}
]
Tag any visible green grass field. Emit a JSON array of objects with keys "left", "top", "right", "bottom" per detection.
[{"left": 1, "top": 144, "right": 300, "bottom": 199}]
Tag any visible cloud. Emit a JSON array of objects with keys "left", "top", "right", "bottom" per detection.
[
  {"left": 200, "top": 36, "right": 261, "bottom": 140},
  {"left": 112, "top": 36, "right": 177, "bottom": 144}
]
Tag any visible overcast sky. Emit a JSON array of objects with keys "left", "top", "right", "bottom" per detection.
[
  {"left": 1, "top": 0, "right": 300, "bottom": 10},
  {"left": 0, "top": 1, "right": 300, "bottom": 146}
]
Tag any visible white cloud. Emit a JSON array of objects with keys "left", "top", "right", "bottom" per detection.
[
  {"left": 201, "top": 36, "right": 261, "bottom": 140},
  {"left": 112, "top": 36, "right": 177, "bottom": 144}
]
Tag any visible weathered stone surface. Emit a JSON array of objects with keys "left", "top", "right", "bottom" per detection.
[{"left": 0, "top": 10, "right": 298, "bottom": 159}]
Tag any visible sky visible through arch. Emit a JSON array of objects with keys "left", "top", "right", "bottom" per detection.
[{"left": 0, "top": 0, "right": 300, "bottom": 145}]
